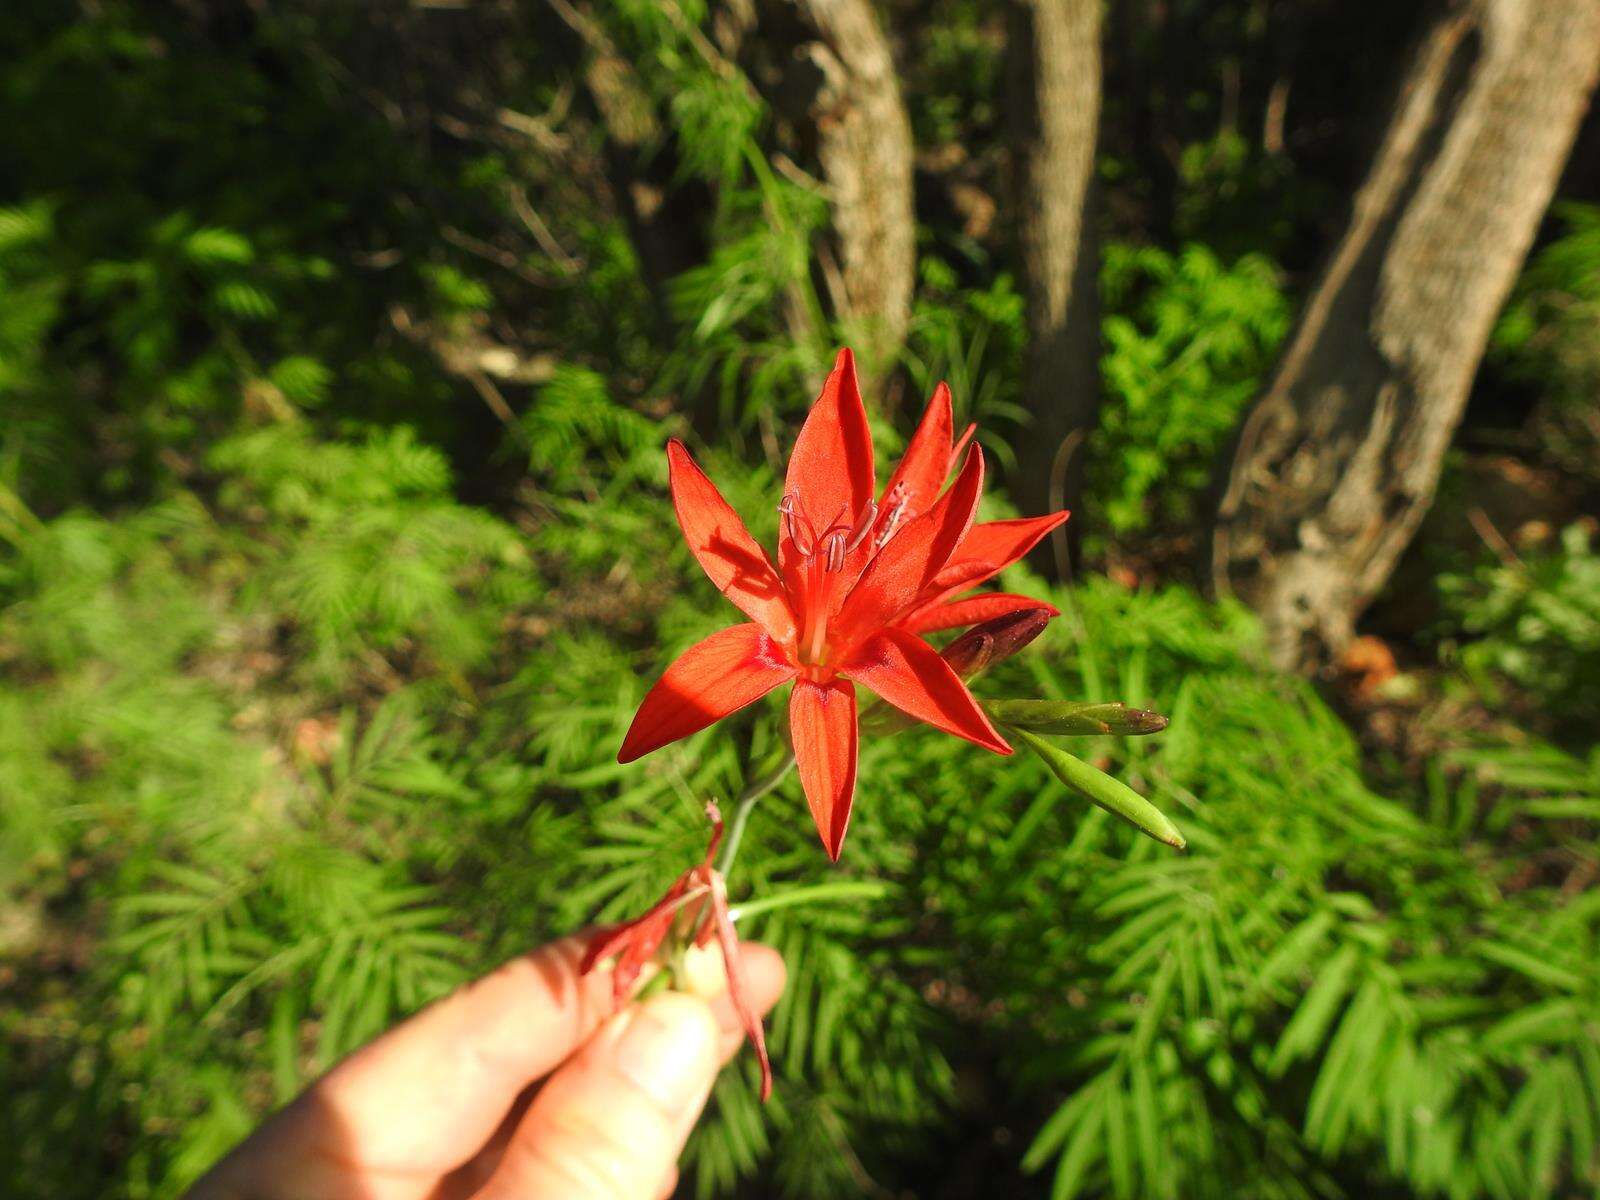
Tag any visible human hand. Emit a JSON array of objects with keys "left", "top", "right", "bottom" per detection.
[{"left": 188, "top": 935, "right": 786, "bottom": 1200}]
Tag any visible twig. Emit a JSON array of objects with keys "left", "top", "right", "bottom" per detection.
[
  {"left": 440, "top": 225, "right": 555, "bottom": 287},
  {"left": 546, "top": 0, "right": 609, "bottom": 51},
  {"left": 497, "top": 86, "right": 572, "bottom": 154},
  {"left": 657, "top": 0, "right": 760, "bottom": 103},
  {"left": 464, "top": 369, "right": 531, "bottom": 450},
  {"left": 1467, "top": 506, "right": 1522, "bottom": 569},
  {"left": 506, "top": 185, "right": 582, "bottom": 274}
]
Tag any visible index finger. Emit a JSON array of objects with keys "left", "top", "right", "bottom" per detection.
[
  {"left": 314, "top": 937, "right": 619, "bottom": 1164},
  {"left": 194, "top": 937, "right": 619, "bottom": 1199}
]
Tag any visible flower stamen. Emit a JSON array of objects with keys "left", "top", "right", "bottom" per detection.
[
  {"left": 876, "top": 483, "right": 910, "bottom": 548},
  {"left": 778, "top": 494, "right": 817, "bottom": 556}
]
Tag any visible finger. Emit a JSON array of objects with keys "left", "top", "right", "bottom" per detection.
[
  {"left": 439, "top": 943, "right": 786, "bottom": 1198},
  {"left": 195, "top": 937, "right": 620, "bottom": 1198},
  {"left": 474, "top": 991, "right": 720, "bottom": 1200},
  {"left": 693, "top": 942, "right": 786, "bottom": 1064},
  {"left": 661, "top": 942, "right": 786, "bottom": 1160}
]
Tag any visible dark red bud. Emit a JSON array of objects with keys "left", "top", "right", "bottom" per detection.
[{"left": 939, "top": 608, "right": 1054, "bottom": 679}]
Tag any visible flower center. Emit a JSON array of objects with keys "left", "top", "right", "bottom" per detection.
[{"left": 779, "top": 493, "right": 876, "bottom": 665}]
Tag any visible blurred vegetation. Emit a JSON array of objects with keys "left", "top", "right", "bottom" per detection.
[{"left": 2, "top": 3, "right": 1599, "bottom": 1199}]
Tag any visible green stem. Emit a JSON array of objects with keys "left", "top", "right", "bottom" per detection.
[
  {"left": 716, "top": 749, "right": 796, "bottom": 877},
  {"left": 727, "top": 880, "right": 890, "bottom": 924}
]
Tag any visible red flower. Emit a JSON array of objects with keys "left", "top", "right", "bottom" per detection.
[
  {"left": 580, "top": 803, "right": 773, "bottom": 1100},
  {"left": 618, "top": 348, "right": 1069, "bottom": 860}
]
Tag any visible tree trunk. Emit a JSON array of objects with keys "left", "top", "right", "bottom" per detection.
[
  {"left": 1210, "top": 0, "right": 1600, "bottom": 670},
  {"left": 1007, "top": 0, "right": 1103, "bottom": 568},
  {"left": 795, "top": 0, "right": 916, "bottom": 384}
]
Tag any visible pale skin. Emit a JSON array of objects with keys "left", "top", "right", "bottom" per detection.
[{"left": 189, "top": 937, "right": 787, "bottom": 1200}]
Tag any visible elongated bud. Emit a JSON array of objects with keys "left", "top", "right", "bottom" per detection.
[
  {"left": 982, "top": 698, "right": 1169, "bottom": 736},
  {"left": 1011, "top": 728, "right": 1186, "bottom": 849},
  {"left": 940, "top": 608, "right": 1054, "bottom": 679},
  {"left": 861, "top": 609, "right": 1055, "bottom": 738}
]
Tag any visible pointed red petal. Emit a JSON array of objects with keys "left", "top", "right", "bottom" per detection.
[
  {"left": 578, "top": 922, "right": 632, "bottom": 977},
  {"left": 785, "top": 348, "right": 875, "bottom": 531},
  {"left": 878, "top": 382, "right": 953, "bottom": 525},
  {"left": 706, "top": 870, "right": 772, "bottom": 1101},
  {"left": 580, "top": 875, "right": 691, "bottom": 1003},
  {"left": 931, "top": 512, "right": 1071, "bottom": 594},
  {"left": 617, "top": 624, "right": 796, "bottom": 763},
  {"left": 699, "top": 802, "right": 726, "bottom": 869},
  {"left": 789, "top": 676, "right": 859, "bottom": 862},
  {"left": 669, "top": 440, "right": 797, "bottom": 645},
  {"left": 839, "top": 627, "right": 1011, "bottom": 754},
  {"left": 899, "top": 592, "right": 1061, "bottom": 635},
  {"left": 835, "top": 445, "right": 985, "bottom": 647}
]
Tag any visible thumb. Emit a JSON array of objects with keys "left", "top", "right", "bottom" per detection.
[{"left": 473, "top": 990, "right": 721, "bottom": 1200}]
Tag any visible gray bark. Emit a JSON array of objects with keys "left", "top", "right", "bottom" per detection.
[
  {"left": 1211, "top": 0, "right": 1600, "bottom": 669},
  {"left": 1008, "top": 0, "right": 1104, "bottom": 564},
  {"left": 795, "top": 0, "right": 917, "bottom": 382}
]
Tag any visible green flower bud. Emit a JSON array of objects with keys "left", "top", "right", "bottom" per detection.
[
  {"left": 1010, "top": 728, "right": 1185, "bottom": 849},
  {"left": 982, "top": 698, "right": 1168, "bottom": 736}
]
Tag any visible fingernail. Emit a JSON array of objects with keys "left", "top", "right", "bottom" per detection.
[{"left": 611, "top": 992, "right": 716, "bottom": 1114}]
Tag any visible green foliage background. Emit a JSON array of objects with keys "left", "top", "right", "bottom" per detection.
[{"left": 3, "top": 4, "right": 1599, "bottom": 1199}]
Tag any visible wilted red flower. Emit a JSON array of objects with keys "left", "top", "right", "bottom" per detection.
[
  {"left": 618, "top": 348, "right": 1069, "bottom": 860},
  {"left": 580, "top": 803, "right": 772, "bottom": 1100}
]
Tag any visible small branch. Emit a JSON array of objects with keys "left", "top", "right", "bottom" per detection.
[
  {"left": 506, "top": 185, "right": 582, "bottom": 274},
  {"left": 770, "top": 152, "right": 826, "bottom": 193},
  {"left": 545, "top": 0, "right": 608, "bottom": 50},
  {"left": 389, "top": 305, "right": 557, "bottom": 385},
  {"left": 464, "top": 370, "right": 530, "bottom": 450},
  {"left": 1264, "top": 77, "right": 1290, "bottom": 154},
  {"left": 657, "top": 0, "right": 760, "bottom": 102},
  {"left": 440, "top": 225, "right": 555, "bottom": 287},
  {"left": 497, "top": 87, "right": 573, "bottom": 155},
  {"left": 1467, "top": 506, "right": 1522, "bottom": 569}
]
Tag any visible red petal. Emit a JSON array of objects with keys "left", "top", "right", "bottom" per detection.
[
  {"left": 839, "top": 627, "right": 1011, "bottom": 754},
  {"left": 698, "top": 802, "right": 726, "bottom": 870},
  {"left": 878, "top": 382, "right": 953, "bottom": 525},
  {"left": 580, "top": 875, "right": 691, "bottom": 1004},
  {"left": 617, "top": 624, "right": 796, "bottom": 763},
  {"left": 789, "top": 677, "right": 859, "bottom": 862},
  {"left": 899, "top": 592, "right": 1061, "bottom": 635},
  {"left": 669, "top": 440, "right": 797, "bottom": 645},
  {"left": 578, "top": 923, "right": 632, "bottom": 977},
  {"left": 706, "top": 870, "right": 773, "bottom": 1101},
  {"left": 784, "top": 348, "right": 876, "bottom": 534},
  {"left": 932, "top": 512, "right": 1071, "bottom": 594},
  {"left": 835, "top": 445, "right": 985, "bottom": 647}
]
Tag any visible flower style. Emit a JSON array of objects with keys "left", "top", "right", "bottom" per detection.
[
  {"left": 580, "top": 802, "right": 772, "bottom": 1099},
  {"left": 618, "top": 348, "right": 1070, "bottom": 860}
]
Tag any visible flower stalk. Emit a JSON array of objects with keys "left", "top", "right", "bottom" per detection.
[{"left": 717, "top": 749, "right": 796, "bottom": 877}]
